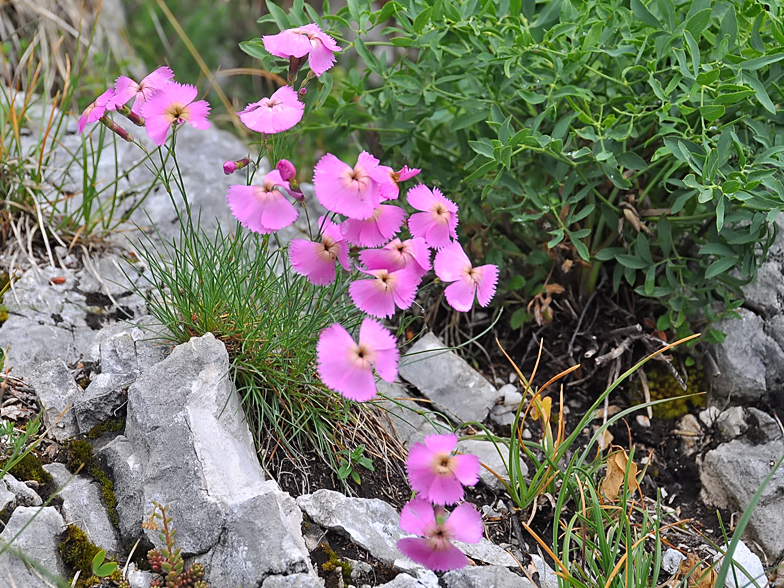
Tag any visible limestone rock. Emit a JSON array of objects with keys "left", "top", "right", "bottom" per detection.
[
  {"left": 3, "top": 474, "right": 42, "bottom": 507},
  {"left": 717, "top": 407, "right": 749, "bottom": 440},
  {"left": 711, "top": 309, "right": 784, "bottom": 405},
  {"left": 27, "top": 360, "right": 82, "bottom": 441},
  {"left": 455, "top": 440, "right": 528, "bottom": 491},
  {"left": 262, "top": 573, "right": 324, "bottom": 588},
  {"left": 700, "top": 439, "right": 784, "bottom": 560},
  {"left": 378, "top": 381, "right": 451, "bottom": 447},
  {"left": 99, "top": 333, "right": 267, "bottom": 554},
  {"left": 442, "top": 566, "right": 534, "bottom": 588},
  {"left": 0, "top": 506, "right": 67, "bottom": 587},
  {"left": 43, "top": 463, "right": 120, "bottom": 554},
  {"left": 399, "top": 333, "right": 499, "bottom": 424},
  {"left": 713, "top": 541, "right": 769, "bottom": 588}
]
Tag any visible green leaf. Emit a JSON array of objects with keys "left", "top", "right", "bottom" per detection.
[
  {"left": 353, "top": 37, "right": 378, "bottom": 68},
  {"left": 719, "top": 4, "right": 738, "bottom": 47},
  {"left": 705, "top": 256, "right": 737, "bottom": 279},
  {"left": 315, "top": 72, "right": 333, "bottom": 109},
  {"left": 390, "top": 37, "right": 415, "bottom": 47},
  {"left": 699, "top": 104, "right": 725, "bottom": 122},
  {"left": 617, "top": 152, "right": 648, "bottom": 170},
  {"left": 630, "top": 0, "right": 662, "bottom": 29},
  {"left": 451, "top": 110, "right": 488, "bottom": 132},
  {"left": 239, "top": 40, "right": 268, "bottom": 60},
  {"left": 743, "top": 72, "right": 776, "bottom": 114},
  {"left": 684, "top": 8, "right": 712, "bottom": 39},
  {"left": 567, "top": 230, "right": 590, "bottom": 261},
  {"left": 463, "top": 160, "right": 499, "bottom": 182},
  {"left": 696, "top": 69, "right": 720, "bottom": 85},
  {"left": 468, "top": 139, "right": 495, "bottom": 159},
  {"left": 644, "top": 265, "right": 656, "bottom": 295},
  {"left": 740, "top": 50, "right": 784, "bottom": 71},
  {"left": 376, "top": 1, "right": 403, "bottom": 22},
  {"left": 413, "top": 7, "right": 432, "bottom": 32},
  {"left": 616, "top": 254, "right": 649, "bottom": 269},
  {"left": 265, "top": 0, "right": 292, "bottom": 30},
  {"left": 510, "top": 308, "right": 529, "bottom": 329}
]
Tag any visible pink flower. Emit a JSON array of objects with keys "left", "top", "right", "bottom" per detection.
[
  {"left": 397, "top": 498, "right": 482, "bottom": 572},
  {"left": 239, "top": 86, "right": 304, "bottom": 134},
  {"left": 78, "top": 89, "right": 117, "bottom": 134},
  {"left": 226, "top": 170, "right": 298, "bottom": 234},
  {"left": 434, "top": 242, "right": 498, "bottom": 312},
  {"left": 349, "top": 267, "right": 420, "bottom": 319},
  {"left": 359, "top": 238, "right": 431, "bottom": 277},
  {"left": 142, "top": 82, "right": 210, "bottom": 145},
  {"left": 341, "top": 204, "right": 407, "bottom": 247},
  {"left": 277, "top": 159, "right": 297, "bottom": 181},
  {"left": 317, "top": 318, "right": 399, "bottom": 402},
  {"left": 380, "top": 165, "right": 421, "bottom": 200},
  {"left": 289, "top": 216, "right": 350, "bottom": 285},
  {"left": 406, "top": 185, "right": 459, "bottom": 248},
  {"left": 110, "top": 66, "right": 174, "bottom": 114},
  {"left": 263, "top": 24, "right": 341, "bottom": 76},
  {"left": 313, "top": 152, "right": 389, "bottom": 220},
  {"left": 406, "top": 433, "right": 480, "bottom": 505}
]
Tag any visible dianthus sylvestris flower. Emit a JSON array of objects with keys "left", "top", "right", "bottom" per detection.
[
  {"left": 263, "top": 23, "right": 341, "bottom": 76},
  {"left": 110, "top": 66, "right": 174, "bottom": 114},
  {"left": 341, "top": 204, "right": 407, "bottom": 247},
  {"left": 239, "top": 86, "right": 304, "bottom": 134},
  {"left": 317, "top": 317, "right": 398, "bottom": 402},
  {"left": 434, "top": 242, "right": 498, "bottom": 313},
  {"left": 379, "top": 165, "right": 421, "bottom": 200},
  {"left": 407, "top": 185, "right": 459, "bottom": 248},
  {"left": 142, "top": 82, "right": 210, "bottom": 146},
  {"left": 224, "top": 158, "right": 251, "bottom": 175},
  {"left": 289, "top": 216, "right": 350, "bottom": 286},
  {"left": 349, "top": 267, "right": 420, "bottom": 319},
  {"left": 359, "top": 238, "right": 431, "bottom": 277},
  {"left": 406, "top": 433, "right": 480, "bottom": 505},
  {"left": 276, "top": 159, "right": 297, "bottom": 181},
  {"left": 313, "top": 152, "right": 389, "bottom": 220},
  {"left": 396, "top": 498, "right": 482, "bottom": 572},
  {"left": 226, "top": 169, "right": 298, "bottom": 234},
  {"left": 78, "top": 88, "right": 117, "bottom": 134}
]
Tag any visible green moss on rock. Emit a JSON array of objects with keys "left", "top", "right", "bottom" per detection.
[
  {"left": 642, "top": 365, "right": 706, "bottom": 419},
  {"left": 87, "top": 418, "right": 125, "bottom": 440},
  {"left": 0, "top": 452, "right": 56, "bottom": 500},
  {"left": 64, "top": 440, "right": 118, "bottom": 528}
]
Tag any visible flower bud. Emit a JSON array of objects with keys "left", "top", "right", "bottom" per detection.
[
  {"left": 299, "top": 87, "right": 307, "bottom": 96},
  {"left": 99, "top": 115, "right": 134, "bottom": 142},
  {"left": 223, "top": 158, "right": 251, "bottom": 175},
  {"left": 276, "top": 159, "right": 297, "bottom": 181}
]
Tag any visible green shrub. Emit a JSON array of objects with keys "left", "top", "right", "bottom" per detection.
[{"left": 245, "top": 0, "right": 784, "bottom": 337}]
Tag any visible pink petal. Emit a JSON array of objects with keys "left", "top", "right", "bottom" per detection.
[
  {"left": 302, "top": 24, "right": 341, "bottom": 52},
  {"left": 408, "top": 238, "right": 433, "bottom": 273},
  {"left": 425, "top": 473, "right": 466, "bottom": 505},
  {"left": 474, "top": 264, "right": 499, "bottom": 307},
  {"left": 452, "top": 453, "right": 481, "bottom": 487},
  {"left": 342, "top": 205, "right": 407, "bottom": 247},
  {"left": 443, "top": 503, "right": 483, "bottom": 544},
  {"left": 398, "top": 498, "right": 436, "bottom": 535},
  {"left": 434, "top": 242, "right": 471, "bottom": 283},
  {"left": 359, "top": 247, "right": 404, "bottom": 272},
  {"left": 397, "top": 166, "right": 421, "bottom": 181},
  {"left": 307, "top": 37, "right": 338, "bottom": 76},
  {"left": 239, "top": 87, "right": 304, "bottom": 134},
  {"left": 313, "top": 154, "right": 379, "bottom": 219},
  {"left": 144, "top": 114, "right": 172, "bottom": 146},
  {"left": 226, "top": 185, "right": 266, "bottom": 233},
  {"left": 110, "top": 75, "right": 138, "bottom": 107},
  {"left": 406, "top": 443, "right": 439, "bottom": 497},
  {"left": 349, "top": 277, "right": 396, "bottom": 318},
  {"left": 397, "top": 538, "right": 467, "bottom": 572},
  {"left": 263, "top": 29, "right": 312, "bottom": 58},
  {"left": 406, "top": 184, "right": 435, "bottom": 212},
  {"left": 424, "top": 433, "right": 457, "bottom": 455},
  {"left": 389, "top": 269, "right": 419, "bottom": 310},
  {"left": 142, "top": 66, "right": 174, "bottom": 91},
  {"left": 289, "top": 239, "right": 337, "bottom": 286},
  {"left": 359, "top": 318, "right": 398, "bottom": 382},
  {"left": 259, "top": 190, "right": 298, "bottom": 231},
  {"left": 424, "top": 219, "right": 455, "bottom": 249},
  {"left": 317, "top": 324, "right": 378, "bottom": 401},
  {"left": 444, "top": 279, "right": 476, "bottom": 313},
  {"left": 277, "top": 159, "right": 297, "bottom": 181},
  {"left": 184, "top": 100, "right": 211, "bottom": 129}
]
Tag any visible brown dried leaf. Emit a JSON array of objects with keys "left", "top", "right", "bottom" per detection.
[
  {"left": 680, "top": 554, "right": 717, "bottom": 588},
  {"left": 595, "top": 427, "right": 614, "bottom": 451},
  {"left": 601, "top": 449, "right": 640, "bottom": 502},
  {"left": 0, "top": 404, "right": 35, "bottom": 420}
]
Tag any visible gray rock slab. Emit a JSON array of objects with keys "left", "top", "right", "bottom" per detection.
[
  {"left": 100, "top": 333, "right": 267, "bottom": 556},
  {"left": 43, "top": 463, "right": 120, "bottom": 554},
  {"left": 717, "top": 407, "right": 749, "bottom": 440},
  {"left": 203, "top": 484, "right": 313, "bottom": 587},
  {"left": 297, "top": 489, "right": 514, "bottom": 571},
  {"left": 442, "top": 566, "right": 534, "bottom": 588},
  {"left": 3, "top": 474, "right": 41, "bottom": 507},
  {"left": 399, "top": 333, "right": 499, "bottom": 424},
  {"left": 27, "top": 360, "right": 82, "bottom": 441},
  {"left": 711, "top": 309, "right": 784, "bottom": 405},
  {"left": 376, "top": 572, "right": 439, "bottom": 587},
  {"left": 0, "top": 506, "right": 67, "bottom": 587},
  {"left": 262, "top": 573, "right": 323, "bottom": 588},
  {"left": 746, "top": 407, "right": 783, "bottom": 442},
  {"left": 377, "top": 381, "right": 452, "bottom": 447},
  {"left": 75, "top": 372, "right": 132, "bottom": 434},
  {"left": 700, "top": 439, "right": 784, "bottom": 560}
]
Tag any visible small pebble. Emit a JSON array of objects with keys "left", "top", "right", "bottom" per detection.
[
  {"left": 522, "top": 428, "right": 532, "bottom": 439},
  {"left": 636, "top": 415, "right": 650, "bottom": 428},
  {"left": 509, "top": 372, "right": 518, "bottom": 384}
]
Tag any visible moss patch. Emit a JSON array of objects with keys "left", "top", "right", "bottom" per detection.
[
  {"left": 314, "top": 543, "right": 353, "bottom": 586},
  {"left": 0, "top": 452, "right": 56, "bottom": 501},
  {"left": 644, "top": 365, "right": 706, "bottom": 419},
  {"left": 87, "top": 418, "right": 125, "bottom": 440},
  {"left": 58, "top": 524, "right": 122, "bottom": 588},
  {"left": 64, "top": 440, "right": 118, "bottom": 528}
]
